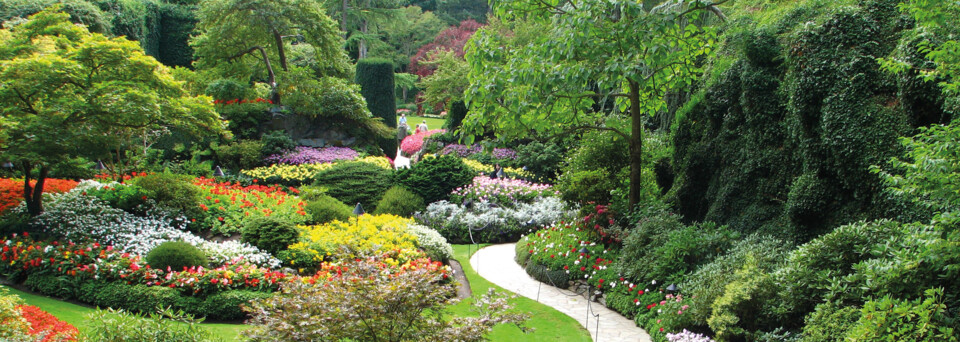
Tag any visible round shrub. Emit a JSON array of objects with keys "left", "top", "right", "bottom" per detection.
[
  {"left": 305, "top": 194, "right": 354, "bottom": 224},
  {"left": 260, "top": 130, "right": 296, "bottom": 156},
  {"left": 374, "top": 186, "right": 425, "bottom": 217},
  {"left": 394, "top": 155, "right": 474, "bottom": 204},
  {"left": 130, "top": 173, "right": 203, "bottom": 221},
  {"left": 241, "top": 217, "right": 300, "bottom": 255},
  {"left": 200, "top": 290, "right": 274, "bottom": 321},
  {"left": 313, "top": 161, "right": 393, "bottom": 211},
  {"left": 146, "top": 241, "right": 208, "bottom": 271}
]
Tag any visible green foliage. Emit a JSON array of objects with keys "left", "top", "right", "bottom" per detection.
[
  {"left": 444, "top": 100, "right": 468, "bottom": 130},
  {"left": 313, "top": 161, "right": 393, "bottom": 211},
  {"left": 259, "top": 130, "right": 296, "bottom": 156},
  {"left": 198, "top": 290, "right": 273, "bottom": 321},
  {"left": 356, "top": 57, "right": 398, "bottom": 158},
  {"left": 212, "top": 139, "right": 264, "bottom": 171},
  {"left": 0, "top": 0, "right": 113, "bottom": 34},
  {"left": 847, "top": 288, "right": 957, "bottom": 341},
  {"left": 555, "top": 130, "right": 629, "bottom": 204},
  {"left": 514, "top": 140, "right": 565, "bottom": 182},
  {"left": 146, "top": 241, "right": 209, "bottom": 271},
  {"left": 801, "top": 302, "right": 860, "bottom": 342},
  {"left": 615, "top": 217, "right": 738, "bottom": 285},
  {"left": 241, "top": 216, "right": 299, "bottom": 255},
  {"left": 76, "top": 281, "right": 181, "bottom": 315},
  {"left": 84, "top": 183, "right": 150, "bottom": 215},
  {"left": 304, "top": 194, "right": 353, "bottom": 224},
  {"left": 83, "top": 307, "right": 222, "bottom": 342},
  {"left": 156, "top": 2, "right": 195, "bottom": 68},
  {"left": 394, "top": 155, "right": 474, "bottom": 204},
  {"left": 707, "top": 256, "right": 782, "bottom": 342},
  {"left": 130, "top": 173, "right": 204, "bottom": 223},
  {"left": 25, "top": 273, "right": 76, "bottom": 299},
  {"left": 555, "top": 170, "right": 617, "bottom": 205},
  {"left": 373, "top": 185, "right": 425, "bottom": 217}
]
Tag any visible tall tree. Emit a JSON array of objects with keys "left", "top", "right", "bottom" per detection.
[
  {"left": 464, "top": 0, "right": 725, "bottom": 208},
  {"left": 0, "top": 8, "right": 222, "bottom": 216},
  {"left": 369, "top": 6, "right": 446, "bottom": 71},
  {"left": 322, "top": 0, "right": 405, "bottom": 59},
  {"left": 409, "top": 19, "right": 482, "bottom": 77}
]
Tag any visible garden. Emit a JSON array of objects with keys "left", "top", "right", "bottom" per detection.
[{"left": 1, "top": 0, "right": 959, "bottom": 341}]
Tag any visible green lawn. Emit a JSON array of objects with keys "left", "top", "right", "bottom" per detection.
[
  {"left": 4, "top": 245, "right": 590, "bottom": 341},
  {"left": 401, "top": 114, "right": 446, "bottom": 132}
]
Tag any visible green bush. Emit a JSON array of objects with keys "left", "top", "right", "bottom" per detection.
[
  {"left": 555, "top": 169, "right": 618, "bottom": 205},
  {"left": 304, "top": 194, "right": 353, "bottom": 224},
  {"left": 313, "top": 161, "right": 394, "bottom": 212},
  {"left": 157, "top": 2, "right": 196, "bottom": 68},
  {"left": 443, "top": 100, "right": 468, "bottom": 130},
  {"left": 707, "top": 256, "right": 783, "bottom": 342},
  {"left": 846, "top": 288, "right": 956, "bottom": 341},
  {"left": 241, "top": 216, "right": 299, "bottom": 255},
  {"left": 213, "top": 139, "right": 264, "bottom": 171},
  {"left": 85, "top": 183, "right": 150, "bottom": 215},
  {"left": 615, "top": 215, "right": 736, "bottom": 285},
  {"left": 557, "top": 130, "right": 629, "bottom": 203},
  {"left": 374, "top": 186, "right": 425, "bottom": 217},
  {"left": 260, "top": 130, "right": 296, "bottom": 156},
  {"left": 146, "top": 241, "right": 208, "bottom": 271},
  {"left": 514, "top": 140, "right": 565, "bottom": 182},
  {"left": 199, "top": 290, "right": 273, "bottom": 321},
  {"left": 356, "top": 58, "right": 397, "bottom": 158},
  {"left": 394, "top": 155, "right": 474, "bottom": 204},
  {"left": 81, "top": 282, "right": 180, "bottom": 315},
  {"left": 84, "top": 306, "right": 220, "bottom": 342},
  {"left": 25, "top": 273, "right": 76, "bottom": 299},
  {"left": 0, "top": 0, "right": 113, "bottom": 34},
  {"left": 801, "top": 302, "right": 860, "bottom": 342},
  {"left": 130, "top": 173, "right": 204, "bottom": 223}
]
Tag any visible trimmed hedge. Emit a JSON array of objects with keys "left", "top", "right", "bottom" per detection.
[
  {"left": 312, "top": 161, "right": 393, "bottom": 212},
  {"left": 356, "top": 58, "right": 397, "bottom": 158}
]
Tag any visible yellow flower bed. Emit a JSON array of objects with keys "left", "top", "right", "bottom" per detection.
[
  {"left": 288, "top": 214, "right": 419, "bottom": 263},
  {"left": 462, "top": 159, "right": 534, "bottom": 179},
  {"left": 354, "top": 156, "right": 393, "bottom": 169},
  {"left": 241, "top": 163, "right": 335, "bottom": 183}
]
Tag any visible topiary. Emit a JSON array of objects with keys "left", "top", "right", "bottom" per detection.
[
  {"left": 212, "top": 139, "right": 264, "bottom": 171},
  {"left": 356, "top": 58, "right": 397, "bottom": 158},
  {"left": 130, "top": 172, "right": 202, "bottom": 217},
  {"left": 304, "top": 194, "right": 353, "bottom": 224},
  {"left": 394, "top": 155, "right": 473, "bottom": 204},
  {"left": 374, "top": 186, "right": 425, "bottom": 217},
  {"left": 260, "top": 130, "right": 296, "bottom": 156},
  {"left": 313, "top": 161, "right": 393, "bottom": 212},
  {"left": 241, "top": 216, "right": 300, "bottom": 255},
  {"left": 146, "top": 241, "right": 208, "bottom": 271}
]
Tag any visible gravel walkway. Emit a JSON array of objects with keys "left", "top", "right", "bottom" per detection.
[{"left": 470, "top": 243, "right": 652, "bottom": 342}]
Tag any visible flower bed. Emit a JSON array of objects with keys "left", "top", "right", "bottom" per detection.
[
  {"left": 400, "top": 129, "right": 445, "bottom": 156},
  {"left": 18, "top": 305, "right": 79, "bottom": 342},
  {"left": 0, "top": 178, "right": 78, "bottom": 213},
  {"left": 282, "top": 215, "right": 423, "bottom": 270},
  {"left": 241, "top": 156, "right": 393, "bottom": 186},
  {"left": 461, "top": 159, "right": 533, "bottom": 179},
  {"left": 192, "top": 177, "right": 309, "bottom": 236},
  {"left": 416, "top": 196, "right": 572, "bottom": 244},
  {"left": 264, "top": 146, "right": 359, "bottom": 165},
  {"left": 451, "top": 176, "right": 557, "bottom": 207}
]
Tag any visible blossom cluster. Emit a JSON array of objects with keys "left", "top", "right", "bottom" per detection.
[
  {"left": 192, "top": 177, "right": 309, "bottom": 236},
  {"left": 461, "top": 159, "right": 533, "bottom": 179},
  {"left": 26, "top": 182, "right": 280, "bottom": 268},
  {"left": 666, "top": 329, "right": 715, "bottom": 342},
  {"left": 286, "top": 215, "right": 422, "bottom": 268},
  {"left": 451, "top": 176, "right": 557, "bottom": 207},
  {"left": 416, "top": 197, "right": 573, "bottom": 244},
  {"left": 400, "top": 129, "right": 445, "bottom": 155},
  {"left": 264, "top": 146, "right": 359, "bottom": 165},
  {"left": 17, "top": 305, "right": 79, "bottom": 342},
  {"left": 0, "top": 178, "right": 78, "bottom": 213},
  {"left": 439, "top": 144, "right": 483, "bottom": 157},
  {"left": 0, "top": 234, "right": 288, "bottom": 295},
  {"left": 242, "top": 156, "right": 393, "bottom": 186}
]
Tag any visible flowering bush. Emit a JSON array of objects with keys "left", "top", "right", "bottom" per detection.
[
  {"left": 264, "top": 146, "right": 359, "bottom": 165},
  {"left": 462, "top": 159, "right": 533, "bottom": 179},
  {"left": 284, "top": 215, "right": 422, "bottom": 269},
  {"left": 400, "top": 129, "right": 445, "bottom": 155},
  {"left": 353, "top": 156, "right": 393, "bottom": 169},
  {"left": 406, "top": 224, "right": 454, "bottom": 262},
  {"left": 491, "top": 148, "right": 518, "bottom": 160},
  {"left": 451, "top": 176, "right": 557, "bottom": 207},
  {"left": 17, "top": 305, "right": 79, "bottom": 342},
  {"left": 192, "top": 177, "right": 309, "bottom": 236},
  {"left": 24, "top": 183, "right": 280, "bottom": 268},
  {"left": 0, "top": 234, "right": 288, "bottom": 296},
  {"left": 0, "top": 178, "right": 78, "bottom": 213},
  {"left": 416, "top": 197, "right": 573, "bottom": 244},
  {"left": 0, "top": 287, "right": 29, "bottom": 339},
  {"left": 439, "top": 144, "right": 483, "bottom": 157},
  {"left": 241, "top": 156, "right": 392, "bottom": 186},
  {"left": 666, "top": 329, "right": 715, "bottom": 342}
]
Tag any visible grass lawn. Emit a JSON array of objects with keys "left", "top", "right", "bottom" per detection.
[
  {"left": 402, "top": 114, "right": 446, "bottom": 131},
  {"left": 2, "top": 286, "right": 246, "bottom": 340},
  {"left": 449, "top": 244, "right": 593, "bottom": 342},
  {"left": 3, "top": 246, "right": 590, "bottom": 341}
]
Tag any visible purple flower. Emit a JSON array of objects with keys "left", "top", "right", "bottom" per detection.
[
  {"left": 492, "top": 148, "right": 517, "bottom": 160},
  {"left": 265, "top": 146, "right": 359, "bottom": 165}
]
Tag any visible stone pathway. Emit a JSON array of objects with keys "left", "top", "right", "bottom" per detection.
[{"left": 470, "top": 243, "right": 652, "bottom": 342}]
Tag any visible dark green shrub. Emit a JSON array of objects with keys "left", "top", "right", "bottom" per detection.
[
  {"left": 615, "top": 220, "right": 737, "bottom": 285},
  {"left": 241, "top": 216, "right": 299, "bottom": 255},
  {"left": 514, "top": 140, "right": 565, "bottom": 182},
  {"left": 204, "top": 78, "right": 250, "bottom": 102},
  {"left": 394, "top": 155, "right": 473, "bottom": 204},
  {"left": 313, "top": 161, "right": 393, "bottom": 211},
  {"left": 25, "top": 274, "right": 76, "bottom": 299},
  {"left": 199, "top": 290, "right": 273, "bottom": 321},
  {"left": 845, "top": 288, "right": 957, "bottom": 341},
  {"left": 707, "top": 256, "right": 783, "bottom": 341},
  {"left": 304, "top": 194, "right": 353, "bottom": 224},
  {"left": 130, "top": 173, "right": 203, "bottom": 218},
  {"left": 801, "top": 302, "right": 860, "bottom": 342},
  {"left": 443, "top": 100, "right": 468, "bottom": 130},
  {"left": 374, "top": 186, "right": 425, "bottom": 217},
  {"left": 555, "top": 169, "right": 618, "bottom": 205},
  {"left": 260, "top": 130, "right": 296, "bottom": 156},
  {"left": 146, "top": 241, "right": 208, "bottom": 271},
  {"left": 356, "top": 58, "right": 397, "bottom": 158},
  {"left": 157, "top": 2, "right": 196, "bottom": 68},
  {"left": 213, "top": 139, "right": 264, "bottom": 171},
  {"left": 84, "top": 282, "right": 180, "bottom": 315},
  {"left": 85, "top": 183, "right": 150, "bottom": 215}
]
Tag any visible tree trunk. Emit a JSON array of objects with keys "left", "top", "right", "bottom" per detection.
[
  {"left": 272, "top": 29, "right": 289, "bottom": 72},
  {"left": 21, "top": 162, "right": 48, "bottom": 217},
  {"left": 341, "top": 0, "right": 349, "bottom": 37},
  {"left": 628, "top": 80, "right": 643, "bottom": 209},
  {"left": 359, "top": 19, "right": 368, "bottom": 59},
  {"left": 255, "top": 46, "right": 281, "bottom": 105}
]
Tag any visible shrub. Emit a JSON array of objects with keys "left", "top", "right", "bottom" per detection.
[
  {"left": 304, "top": 194, "right": 354, "bottom": 224},
  {"left": 394, "top": 155, "right": 473, "bottom": 204},
  {"left": 374, "top": 186, "right": 425, "bottom": 217},
  {"left": 199, "top": 290, "right": 273, "bottom": 321},
  {"left": 514, "top": 140, "right": 565, "bottom": 182},
  {"left": 801, "top": 302, "right": 860, "bottom": 342},
  {"left": 616, "top": 218, "right": 737, "bottom": 285},
  {"left": 241, "top": 217, "right": 299, "bottom": 255},
  {"left": 260, "top": 130, "right": 296, "bottom": 156},
  {"left": 191, "top": 176, "right": 309, "bottom": 236},
  {"left": 146, "top": 241, "right": 208, "bottom": 271},
  {"left": 555, "top": 169, "right": 618, "bottom": 205},
  {"left": 356, "top": 58, "right": 397, "bottom": 158},
  {"left": 84, "top": 183, "right": 151, "bottom": 215},
  {"left": 450, "top": 177, "right": 557, "bottom": 208},
  {"left": 264, "top": 146, "right": 359, "bottom": 165},
  {"left": 25, "top": 273, "right": 77, "bottom": 299},
  {"left": 313, "top": 161, "right": 393, "bottom": 211},
  {"left": 707, "top": 256, "right": 782, "bottom": 342},
  {"left": 416, "top": 197, "right": 572, "bottom": 244},
  {"left": 84, "top": 307, "right": 220, "bottom": 342},
  {"left": 406, "top": 224, "right": 454, "bottom": 262},
  {"left": 130, "top": 173, "right": 203, "bottom": 224},
  {"left": 285, "top": 215, "right": 420, "bottom": 268},
  {"left": 213, "top": 139, "right": 264, "bottom": 171},
  {"left": 400, "top": 129, "right": 445, "bottom": 155},
  {"left": 845, "top": 288, "right": 957, "bottom": 341}
]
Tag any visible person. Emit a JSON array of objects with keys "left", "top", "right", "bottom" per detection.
[
  {"left": 490, "top": 164, "right": 501, "bottom": 179},
  {"left": 417, "top": 120, "right": 428, "bottom": 132},
  {"left": 398, "top": 113, "right": 407, "bottom": 126}
]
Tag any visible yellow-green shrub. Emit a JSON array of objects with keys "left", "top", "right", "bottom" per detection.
[
  {"left": 0, "top": 287, "right": 28, "bottom": 339},
  {"left": 285, "top": 214, "right": 420, "bottom": 268}
]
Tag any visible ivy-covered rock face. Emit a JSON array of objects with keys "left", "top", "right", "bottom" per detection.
[{"left": 669, "top": 0, "right": 951, "bottom": 242}]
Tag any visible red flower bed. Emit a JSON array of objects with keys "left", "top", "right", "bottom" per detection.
[
  {"left": 0, "top": 178, "right": 79, "bottom": 213},
  {"left": 18, "top": 304, "right": 78, "bottom": 341},
  {"left": 192, "top": 177, "right": 308, "bottom": 235}
]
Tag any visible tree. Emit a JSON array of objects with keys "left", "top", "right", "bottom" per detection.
[
  {"left": 369, "top": 6, "right": 446, "bottom": 71},
  {"left": 243, "top": 258, "right": 530, "bottom": 341},
  {"left": 464, "top": 0, "right": 725, "bottom": 208},
  {"left": 356, "top": 58, "right": 397, "bottom": 158},
  {"left": 191, "top": 0, "right": 351, "bottom": 105},
  {"left": 321, "top": 0, "right": 406, "bottom": 59},
  {"left": 409, "top": 19, "right": 482, "bottom": 78},
  {"left": 0, "top": 8, "right": 222, "bottom": 216},
  {"left": 419, "top": 49, "right": 469, "bottom": 125}
]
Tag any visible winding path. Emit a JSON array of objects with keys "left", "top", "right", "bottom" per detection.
[{"left": 470, "top": 243, "right": 652, "bottom": 342}]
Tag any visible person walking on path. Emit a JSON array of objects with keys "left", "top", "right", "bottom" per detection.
[{"left": 399, "top": 113, "right": 407, "bottom": 126}]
